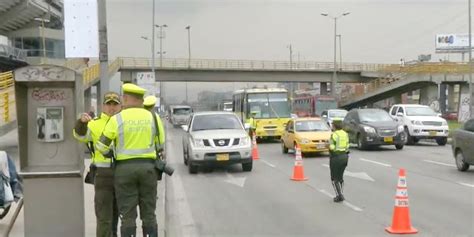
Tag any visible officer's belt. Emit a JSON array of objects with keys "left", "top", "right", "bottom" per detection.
[
  {"left": 115, "top": 158, "right": 155, "bottom": 165},
  {"left": 94, "top": 163, "right": 112, "bottom": 168}
]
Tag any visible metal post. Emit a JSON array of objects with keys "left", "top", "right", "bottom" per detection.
[
  {"left": 41, "top": 20, "right": 46, "bottom": 63},
  {"left": 289, "top": 44, "right": 293, "bottom": 69},
  {"left": 338, "top": 34, "right": 342, "bottom": 70},
  {"left": 98, "top": 0, "right": 109, "bottom": 113},
  {"left": 469, "top": 0, "right": 473, "bottom": 119},
  {"left": 152, "top": 0, "right": 156, "bottom": 74},
  {"left": 159, "top": 26, "right": 163, "bottom": 68},
  {"left": 332, "top": 17, "right": 337, "bottom": 97},
  {"left": 186, "top": 26, "right": 191, "bottom": 68}
]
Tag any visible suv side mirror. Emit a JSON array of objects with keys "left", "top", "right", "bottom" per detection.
[
  {"left": 437, "top": 113, "right": 442, "bottom": 117},
  {"left": 244, "top": 123, "right": 251, "bottom": 131},
  {"left": 181, "top": 125, "right": 189, "bottom": 132},
  {"left": 397, "top": 112, "right": 404, "bottom": 117}
]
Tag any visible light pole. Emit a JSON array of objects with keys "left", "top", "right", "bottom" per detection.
[
  {"left": 34, "top": 17, "right": 50, "bottom": 64},
  {"left": 321, "top": 12, "right": 350, "bottom": 97},
  {"left": 337, "top": 34, "right": 342, "bottom": 70},
  {"left": 185, "top": 25, "right": 192, "bottom": 68},
  {"left": 155, "top": 24, "right": 168, "bottom": 68},
  {"left": 469, "top": 0, "right": 473, "bottom": 119}
]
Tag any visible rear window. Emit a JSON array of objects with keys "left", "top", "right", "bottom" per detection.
[{"left": 295, "top": 120, "right": 330, "bottom": 132}]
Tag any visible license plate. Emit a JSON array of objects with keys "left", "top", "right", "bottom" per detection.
[
  {"left": 429, "top": 131, "right": 437, "bottom": 136},
  {"left": 384, "top": 137, "right": 393, "bottom": 143},
  {"left": 266, "top": 130, "right": 275, "bottom": 136},
  {"left": 216, "top": 153, "right": 229, "bottom": 161},
  {"left": 317, "top": 144, "right": 327, "bottom": 149}
]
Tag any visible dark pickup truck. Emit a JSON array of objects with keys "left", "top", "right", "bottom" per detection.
[{"left": 451, "top": 119, "right": 474, "bottom": 171}]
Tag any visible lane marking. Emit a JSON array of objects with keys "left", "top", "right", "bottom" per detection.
[
  {"left": 458, "top": 182, "right": 474, "bottom": 188},
  {"left": 321, "top": 164, "right": 375, "bottom": 182},
  {"left": 319, "top": 189, "right": 363, "bottom": 212},
  {"left": 359, "top": 158, "right": 392, "bottom": 167},
  {"left": 260, "top": 159, "right": 276, "bottom": 168},
  {"left": 224, "top": 172, "right": 246, "bottom": 188},
  {"left": 423, "top": 160, "right": 456, "bottom": 167}
]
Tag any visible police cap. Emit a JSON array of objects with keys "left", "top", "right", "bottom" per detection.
[
  {"left": 122, "top": 83, "right": 146, "bottom": 97},
  {"left": 143, "top": 95, "right": 157, "bottom": 107}
]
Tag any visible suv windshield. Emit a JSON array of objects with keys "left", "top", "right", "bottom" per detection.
[
  {"left": 173, "top": 108, "right": 191, "bottom": 115},
  {"left": 329, "top": 110, "right": 347, "bottom": 118},
  {"left": 405, "top": 107, "right": 437, "bottom": 116},
  {"left": 359, "top": 110, "right": 393, "bottom": 122},
  {"left": 192, "top": 114, "right": 242, "bottom": 131},
  {"left": 295, "top": 120, "right": 330, "bottom": 132}
]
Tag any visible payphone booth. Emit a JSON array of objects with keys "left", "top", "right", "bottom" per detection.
[{"left": 14, "top": 65, "right": 85, "bottom": 237}]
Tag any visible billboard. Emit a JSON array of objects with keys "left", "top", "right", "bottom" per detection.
[
  {"left": 64, "top": 0, "right": 99, "bottom": 58},
  {"left": 136, "top": 72, "right": 159, "bottom": 97},
  {"left": 435, "top": 34, "right": 473, "bottom": 53}
]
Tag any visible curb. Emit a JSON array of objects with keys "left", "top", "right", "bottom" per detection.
[{"left": 158, "top": 175, "right": 166, "bottom": 237}]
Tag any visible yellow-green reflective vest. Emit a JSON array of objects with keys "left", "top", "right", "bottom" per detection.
[
  {"left": 329, "top": 130, "right": 350, "bottom": 152},
  {"left": 73, "top": 113, "right": 113, "bottom": 167},
  {"left": 97, "top": 108, "right": 162, "bottom": 161}
]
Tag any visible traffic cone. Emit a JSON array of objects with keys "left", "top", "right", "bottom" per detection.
[
  {"left": 290, "top": 144, "right": 308, "bottom": 181},
  {"left": 385, "top": 168, "right": 418, "bottom": 234},
  {"left": 251, "top": 132, "right": 259, "bottom": 160}
]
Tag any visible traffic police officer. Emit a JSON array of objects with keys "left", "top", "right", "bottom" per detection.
[
  {"left": 247, "top": 111, "right": 257, "bottom": 137},
  {"left": 328, "top": 118, "right": 350, "bottom": 203},
  {"left": 96, "top": 84, "right": 165, "bottom": 237},
  {"left": 73, "top": 92, "right": 121, "bottom": 237},
  {"left": 143, "top": 95, "right": 166, "bottom": 155}
]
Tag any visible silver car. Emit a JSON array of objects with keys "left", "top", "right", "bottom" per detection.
[{"left": 182, "top": 112, "right": 253, "bottom": 174}]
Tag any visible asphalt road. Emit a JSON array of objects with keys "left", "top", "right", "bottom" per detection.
[{"left": 165, "top": 125, "right": 474, "bottom": 237}]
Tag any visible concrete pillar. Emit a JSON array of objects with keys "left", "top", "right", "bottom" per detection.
[
  {"left": 320, "top": 82, "right": 328, "bottom": 95},
  {"left": 120, "top": 70, "right": 133, "bottom": 83},
  {"left": 96, "top": 82, "right": 102, "bottom": 113},
  {"left": 439, "top": 83, "right": 447, "bottom": 114},
  {"left": 458, "top": 83, "right": 471, "bottom": 122},
  {"left": 84, "top": 87, "right": 92, "bottom": 113},
  {"left": 419, "top": 83, "right": 440, "bottom": 112},
  {"left": 447, "top": 84, "right": 456, "bottom": 111}
]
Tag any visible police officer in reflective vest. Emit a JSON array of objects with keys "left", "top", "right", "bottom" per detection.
[
  {"left": 143, "top": 95, "right": 166, "bottom": 157},
  {"left": 329, "top": 118, "right": 350, "bottom": 203},
  {"left": 73, "top": 92, "right": 121, "bottom": 237},
  {"left": 247, "top": 111, "right": 257, "bottom": 137},
  {"left": 96, "top": 84, "right": 164, "bottom": 237}
]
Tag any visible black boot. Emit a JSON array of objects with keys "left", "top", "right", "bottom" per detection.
[
  {"left": 338, "top": 181, "right": 345, "bottom": 201},
  {"left": 332, "top": 181, "right": 343, "bottom": 202},
  {"left": 121, "top": 226, "right": 136, "bottom": 237},
  {"left": 143, "top": 226, "right": 158, "bottom": 237}
]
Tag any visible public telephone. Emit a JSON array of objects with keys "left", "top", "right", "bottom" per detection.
[{"left": 36, "top": 107, "right": 64, "bottom": 142}]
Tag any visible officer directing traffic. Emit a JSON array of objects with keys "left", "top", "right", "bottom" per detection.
[
  {"left": 96, "top": 84, "right": 165, "bottom": 237},
  {"left": 73, "top": 92, "right": 121, "bottom": 237},
  {"left": 328, "top": 118, "right": 350, "bottom": 203}
]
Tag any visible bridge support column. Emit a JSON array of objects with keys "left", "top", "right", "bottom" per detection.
[
  {"left": 320, "top": 83, "right": 328, "bottom": 95},
  {"left": 392, "top": 94, "right": 402, "bottom": 104},
  {"left": 84, "top": 87, "right": 92, "bottom": 114},
  {"left": 120, "top": 70, "right": 133, "bottom": 83},
  {"left": 458, "top": 83, "right": 471, "bottom": 122},
  {"left": 447, "top": 84, "right": 457, "bottom": 111},
  {"left": 439, "top": 83, "right": 447, "bottom": 114},
  {"left": 419, "top": 83, "right": 440, "bottom": 112}
]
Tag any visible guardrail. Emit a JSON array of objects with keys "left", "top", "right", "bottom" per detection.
[
  {"left": 0, "top": 44, "right": 27, "bottom": 62},
  {"left": 118, "top": 57, "right": 394, "bottom": 72},
  {"left": 381, "top": 62, "right": 473, "bottom": 74},
  {"left": 0, "top": 71, "right": 15, "bottom": 127}
]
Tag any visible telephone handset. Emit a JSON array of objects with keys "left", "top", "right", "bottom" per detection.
[{"left": 36, "top": 107, "right": 64, "bottom": 142}]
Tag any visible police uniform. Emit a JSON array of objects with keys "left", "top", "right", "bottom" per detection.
[
  {"left": 246, "top": 112, "right": 257, "bottom": 137},
  {"left": 73, "top": 92, "right": 120, "bottom": 237},
  {"left": 328, "top": 119, "right": 350, "bottom": 202},
  {"left": 96, "top": 84, "right": 164, "bottom": 237},
  {"left": 144, "top": 95, "right": 166, "bottom": 152}
]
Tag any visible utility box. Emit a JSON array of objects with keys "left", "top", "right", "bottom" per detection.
[{"left": 14, "top": 65, "right": 85, "bottom": 237}]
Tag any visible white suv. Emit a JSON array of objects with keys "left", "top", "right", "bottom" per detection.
[{"left": 389, "top": 104, "right": 449, "bottom": 145}]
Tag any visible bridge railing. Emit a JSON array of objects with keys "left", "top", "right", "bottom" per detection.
[
  {"left": 118, "top": 57, "right": 393, "bottom": 72},
  {"left": 0, "top": 71, "right": 15, "bottom": 127},
  {"left": 0, "top": 44, "right": 27, "bottom": 62},
  {"left": 381, "top": 62, "right": 472, "bottom": 74}
]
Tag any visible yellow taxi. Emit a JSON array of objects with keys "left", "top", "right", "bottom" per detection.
[{"left": 281, "top": 118, "right": 332, "bottom": 155}]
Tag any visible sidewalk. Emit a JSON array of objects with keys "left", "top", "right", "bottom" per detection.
[{"left": 0, "top": 129, "right": 166, "bottom": 237}]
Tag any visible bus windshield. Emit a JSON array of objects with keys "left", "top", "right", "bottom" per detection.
[
  {"left": 248, "top": 93, "right": 290, "bottom": 118},
  {"left": 173, "top": 108, "right": 191, "bottom": 115}
]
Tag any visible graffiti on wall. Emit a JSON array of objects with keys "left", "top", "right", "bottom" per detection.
[
  {"left": 19, "top": 67, "right": 67, "bottom": 81},
  {"left": 458, "top": 93, "right": 470, "bottom": 122},
  {"left": 31, "top": 88, "right": 67, "bottom": 102}
]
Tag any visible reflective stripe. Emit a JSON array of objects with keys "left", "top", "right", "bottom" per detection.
[
  {"left": 73, "top": 129, "right": 91, "bottom": 142},
  {"left": 116, "top": 114, "right": 124, "bottom": 150},
  {"left": 150, "top": 113, "right": 156, "bottom": 147},
  {"left": 94, "top": 162, "right": 112, "bottom": 168},
  {"left": 119, "top": 147, "right": 155, "bottom": 155},
  {"left": 96, "top": 142, "right": 110, "bottom": 154}
]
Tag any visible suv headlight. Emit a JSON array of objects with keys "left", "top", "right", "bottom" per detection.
[
  {"left": 193, "top": 138, "right": 205, "bottom": 148},
  {"left": 239, "top": 136, "right": 251, "bottom": 146},
  {"left": 363, "top": 126, "right": 376, "bottom": 134},
  {"left": 397, "top": 125, "right": 404, "bottom": 133},
  {"left": 300, "top": 138, "right": 310, "bottom": 144},
  {"left": 411, "top": 120, "right": 422, "bottom": 125}
]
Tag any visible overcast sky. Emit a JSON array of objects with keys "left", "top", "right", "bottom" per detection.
[{"left": 104, "top": 0, "right": 470, "bottom": 102}]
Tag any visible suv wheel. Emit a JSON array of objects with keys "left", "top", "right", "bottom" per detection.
[
  {"left": 242, "top": 161, "right": 253, "bottom": 172},
  {"left": 395, "top": 144, "right": 404, "bottom": 150},
  {"left": 405, "top": 127, "right": 415, "bottom": 145},
  {"left": 188, "top": 163, "right": 198, "bottom": 174},
  {"left": 281, "top": 141, "right": 288, "bottom": 154},
  {"left": 455, "top": 150, "right": 470, "bottom": 171},
  {"left": 357, "top": 134, "right": 367, "bottom": 150},
  {"left": 183, "top": 147, "right": 188, "bottom": 165},
  {"left": 436, "top": 137, "right": 447, "bottom": 146}
]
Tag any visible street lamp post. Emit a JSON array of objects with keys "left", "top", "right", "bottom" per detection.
[
  {"left": 155, "top": 24, "right": 168, "bottom": 68},
  {"left": 185, "top": 25, "right": 191, "bottom": 68},
  {"left": 321, "top": 12, "right": 350, "bottom": 97},
  {"left": 337, "top": 34, "right": 342, "bottom": 70}
]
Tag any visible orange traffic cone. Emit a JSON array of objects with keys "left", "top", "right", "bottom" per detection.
[
  {"left": 385, "top": 168, "right": 418, "bottom": 234},
  {"left": 251, "top": 132, "right": 259, "bottom": 160},
  {"left": 290, "top": 144, "right": 308, "bottom": 181}
]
